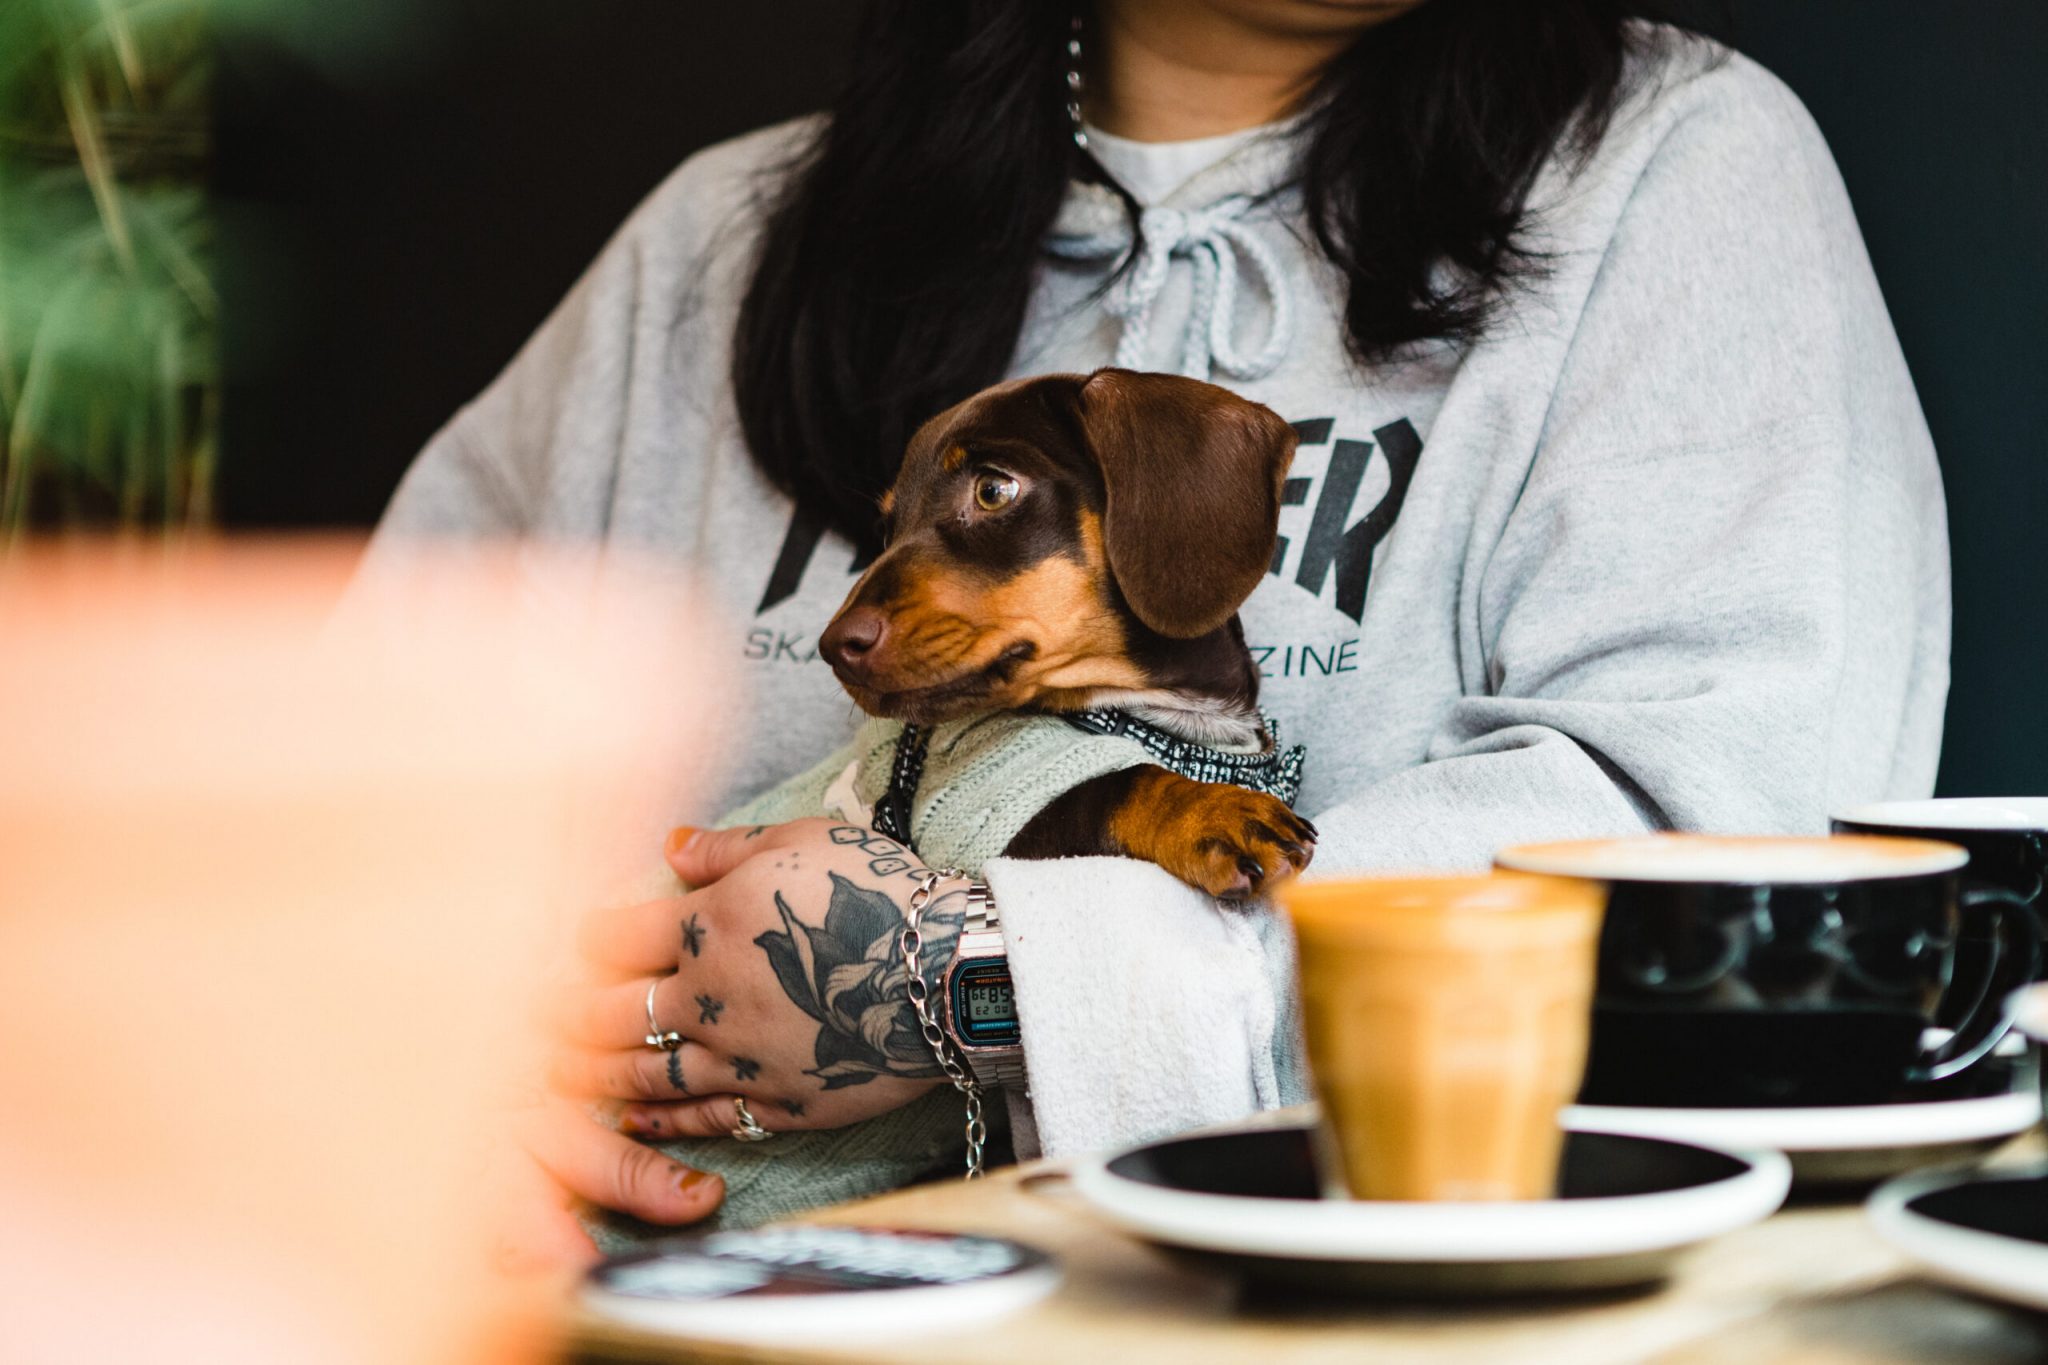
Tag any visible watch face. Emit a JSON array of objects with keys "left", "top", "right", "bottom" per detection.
[{"left": 950, "top": 959, "right": 1020, "bottom": 1046}]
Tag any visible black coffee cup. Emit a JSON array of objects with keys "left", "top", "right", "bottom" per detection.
[
  {"left": 1833, "top": 800, "right": 2048, "bottom": 1008},
  {"left": 1496, "top": 835, "right": 2042, "bottom": 1109}
]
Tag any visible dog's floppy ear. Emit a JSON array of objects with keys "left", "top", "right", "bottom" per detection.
[{"left": 1073, "top": 368, "right": 1296, "bottom": 639}]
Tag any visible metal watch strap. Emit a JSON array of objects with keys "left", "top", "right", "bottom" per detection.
[{"left": 956, "top": 880, "right": 1029, "bottom": 1090}]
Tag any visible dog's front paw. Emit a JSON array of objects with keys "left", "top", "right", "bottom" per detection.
[
  {"left": 1180, "top": 787, "right": 1317, "bottom": 900},
  {"left": 1112, "top": 769, "right": 1316, "bottom": 901}
]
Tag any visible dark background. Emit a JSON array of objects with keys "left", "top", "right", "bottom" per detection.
[{"left": 212, "top": 1, "right": 2047, "bottom": 797}]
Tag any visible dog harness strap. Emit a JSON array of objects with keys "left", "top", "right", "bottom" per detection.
[
  {"left": 1061, "top": 709, "right": 1307, "bottom": 807},
  {"left": 872, "top": 723, "right": 931, "bottom": 843}
]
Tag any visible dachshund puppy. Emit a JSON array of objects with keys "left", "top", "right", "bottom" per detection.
[
  {"left": 818, "top": 367, "right": 1315, "bottom": 898},
  {"left": 593, "top": 369, "right": 1317, "bottom": 1239}
]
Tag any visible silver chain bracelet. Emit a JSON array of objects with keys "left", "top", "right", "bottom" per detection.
[{"left": 899, "top": 866, "right": 987, "bottom": 1179}]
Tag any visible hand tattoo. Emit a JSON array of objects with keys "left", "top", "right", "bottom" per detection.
[
  {"left": 695, "top": 993, "right": 724, "bottom": 1025},
  {"left": 754, "top": 870, "right": 961, "bottom": 1090},
  {"left": 776, "top": 1098, "right": 807, "bottom": 1118},
  {"left": 828, "top": 825, "right": 918, "bottom": 881},
  {"left": 732, "top": 1056, "right": 761, "bottom": 1082},
  {"left": 681, "top": 913, "right": 705, "bottom": 958},
  {"left": 666, "top": 1050, "right": 688, "bottom": 1094}
]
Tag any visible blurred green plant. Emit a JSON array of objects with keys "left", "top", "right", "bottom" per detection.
[{"left": 0, "top": 0, "right": 216, "bottom": 535}]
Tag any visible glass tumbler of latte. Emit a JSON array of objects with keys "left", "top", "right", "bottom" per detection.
[{"left": 1280, "top": 875, "right": 1606, "bottom": 1202}]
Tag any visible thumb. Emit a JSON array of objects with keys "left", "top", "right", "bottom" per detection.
[{"left": 665, "top": 823, "right": 769, "bottom": 885}]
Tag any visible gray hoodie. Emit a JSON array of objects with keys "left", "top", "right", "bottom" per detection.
[{"left": 364, "top": 33, "right": 1947, "bottom": 1156}]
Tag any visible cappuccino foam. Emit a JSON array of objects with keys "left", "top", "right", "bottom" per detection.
[{"left": 1496, "top": 833, "right": 1965, "bottom": 884}]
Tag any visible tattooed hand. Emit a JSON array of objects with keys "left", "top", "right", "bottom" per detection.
[{"left": 544, "top": 818, "right": 961, "bottom": 1142}]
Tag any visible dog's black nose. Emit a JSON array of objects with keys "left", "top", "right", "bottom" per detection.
[{"left": 819, "top": 607, "right": 889, "bottom": 677}]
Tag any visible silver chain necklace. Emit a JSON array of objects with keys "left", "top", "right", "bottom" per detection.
[{"left": 1065, "top": 11, "right": 1089, "bottom": 152}]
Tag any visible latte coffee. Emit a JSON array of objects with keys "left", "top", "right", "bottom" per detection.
[
  {"left": 1280, "top": 874, "right": 1604, "bottom": 1202},
  {"left": 1496, "top": 833, "right": 1966, "bottom": 884}
]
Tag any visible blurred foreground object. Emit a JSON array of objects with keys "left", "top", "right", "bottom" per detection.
[{"left": 0, "top": 538, "right": 716, "bottom": 1364}]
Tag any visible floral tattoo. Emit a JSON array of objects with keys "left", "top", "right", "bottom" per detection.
[{"left": 754, "top": 871, "right": 962, "bottom": 1090}]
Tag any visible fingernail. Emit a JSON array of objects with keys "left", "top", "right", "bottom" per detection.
[
  {"left": 665, "top": 827, "right": 701, "bottom": 858},
  {"left": 676, "top": 1167, "right": 721, "bottom": 1195},
  {"left": 618, "top": 1108, "right": 655, "bottom": 1137}
]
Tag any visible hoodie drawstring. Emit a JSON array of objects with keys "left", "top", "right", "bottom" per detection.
[{"left": 1047, "top": 194, "right": 1295, "bottom": 384}]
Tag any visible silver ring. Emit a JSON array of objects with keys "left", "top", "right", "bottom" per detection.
[
  {"left": 643, "top": 978, "right": 683, "bottom": 1052},
  {"left": 730, "top": 1096, "right": 773, "bottom": 1142}
]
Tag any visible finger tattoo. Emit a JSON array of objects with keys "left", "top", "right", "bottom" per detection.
[
  {"left": 695, "top": 993, "right": 724, "bottom": 1025},
  {"left": 681, "top": 912, "right": 705, "bottom": 958},
  {"left": 667, "top": 1049, "right": 689, "bottom": 1094},
  {"left": 733, "top": 1056, "right": 761, "bottom": 1082}
]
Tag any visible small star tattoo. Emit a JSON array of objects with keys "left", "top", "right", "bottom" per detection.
[
  {"left": 681, "top": 913, "right": 704, "bottom": 958},
  {"left": 733, "top": 1056, "right": 761, "bottom": 1082},
  {"left": 695, "top": 993, "right": 724, "bottom": 1025},
  {"left": 777, "top": 1098, "right": 806, "bottom": 1118},
  {"left": 666, "top": 1051, "right": 688, "bottom": 1094}
]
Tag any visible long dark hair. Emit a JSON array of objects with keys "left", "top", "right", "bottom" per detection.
[{"left": 733, "top": 0, "right": 1680, "bottom": 554}]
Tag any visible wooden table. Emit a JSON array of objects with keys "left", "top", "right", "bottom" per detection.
[{"left": 566, "top": 1135, "right": 2048, "bottom": 1365}]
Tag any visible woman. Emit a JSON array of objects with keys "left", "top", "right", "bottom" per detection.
[{"left": 365, "top": 0, "right": 1948, "bottom": 1263}]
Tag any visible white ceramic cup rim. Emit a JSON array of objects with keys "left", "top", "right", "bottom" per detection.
[
  {"left": 1833, "top": 797, "right": 2048, "bottom": 834},
  {"left": 2011, "top": 982, "right": 2048, "bottom": 1045}
]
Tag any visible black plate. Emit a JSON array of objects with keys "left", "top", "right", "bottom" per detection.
[
  {"left": 1107, "top": 1126, "right": 1749, "bottom": 1202},
  {"left": 1907, "top": 1174, "right": 2048, "bottom": 1246}
]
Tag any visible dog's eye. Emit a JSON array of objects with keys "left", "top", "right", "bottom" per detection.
[{"left": 973, "top": 473, "right": 1020, "bottom": 512}]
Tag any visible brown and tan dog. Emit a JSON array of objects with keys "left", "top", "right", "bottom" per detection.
[{"left": 817, "top": 368, "right": 1315, "bottom": 899}]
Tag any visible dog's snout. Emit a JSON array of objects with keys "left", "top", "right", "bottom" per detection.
[{"left": 820, "top": 606, "right": 890, "bottom": 675}]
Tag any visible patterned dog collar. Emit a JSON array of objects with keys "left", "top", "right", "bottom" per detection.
[{"left": 1058, "top": 709, "right": 1306, "bottom": 806}]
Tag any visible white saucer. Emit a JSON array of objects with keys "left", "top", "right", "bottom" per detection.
[
  {"left": 1566, "top": 1060, "right": 2040, "bottom": 1185},
  {"left": 1868, "top": 1164, "right": 2048, "bottom": 1312},
  {"left": 1564, "top": 1089, "right": 2039, "bottom": 1157},
  {"left": 1072, "top": 1117, "right": 1789, "bottom": 1296},
  {"left": 581, "top": 1227, "right": 1061, "bottom": 1344}
]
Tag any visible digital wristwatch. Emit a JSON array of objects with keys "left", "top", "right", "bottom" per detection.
[{"left": 938, "top": 879, "right": 1028, "bottom": 1090}]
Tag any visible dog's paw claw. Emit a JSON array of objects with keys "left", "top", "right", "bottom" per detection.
[{"left": 1166, "top": 790, "right": 1317, "bottom": 901}]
